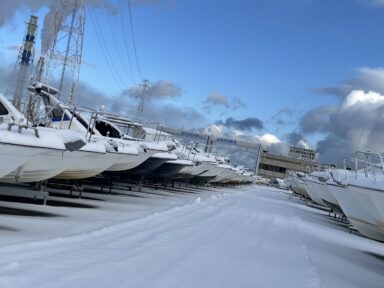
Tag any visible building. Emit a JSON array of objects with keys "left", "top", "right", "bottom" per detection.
[
  {"left": 288, "top": 146, "right": 316, "bottom": 161},
  {"left": 258, "top": 151, "right": 322, "bottom": 179}
]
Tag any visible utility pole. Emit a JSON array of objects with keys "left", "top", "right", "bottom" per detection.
[
  {"left": 254, "top": 144, "right": 262, "bottom": 176},
  {"left": 204, "top": 135, "right": 214, "bottom": 154}
]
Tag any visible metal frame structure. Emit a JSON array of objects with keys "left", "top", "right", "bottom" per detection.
[
  {"left": 44, "top": 0, "right": 86, "bottom": 105},
  {"left": 12, "top": 15, "right": 38, "bottom": 110}
]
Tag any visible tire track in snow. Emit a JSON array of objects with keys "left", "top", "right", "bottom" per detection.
[
  {"left": 297, "top": 233, "right": 327, "bottom": 288},
  {"left": 0, "top": 195, "right": 235, "bottom": 288},
  {"left": 1, "top": 187, "right": 383, "bottom": 288}
]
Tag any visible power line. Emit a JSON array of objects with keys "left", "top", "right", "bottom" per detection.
[
  {"left": 127, "top": 0, "right": 142, "bottom": 80},
  {"left": 118, "top": 0, "right": 138, "bottom": 85},
  {"left": 106, "top": 4, "right": 136, "bottom": 85},
  {"left": 88, "top": 6, "right": 128, "bottom": 89}
]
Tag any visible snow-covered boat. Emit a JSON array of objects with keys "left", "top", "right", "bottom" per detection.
[
  {"left": 177, "top": 146, "right": 220, "bottom": 182},
  {"left": 305, "top": 171, "right": 341, "bottom": 212},
  {"left": 29, "top": 83, "right": 139, "bottom": 179},
  {"left": 93, "top": 115, "right": 177, "bottom": 174},
  {"left": 286, "top": 172, "right": 310, "bottom": 198},
  {"left": 0, "top": 94, "right": 87, "bottom": 182},
  {"left": 209, "top": 163, "right": 235, "bottom": 183},
  {"left": 326, "top": 152, "right": 384, "bottom": 241}
]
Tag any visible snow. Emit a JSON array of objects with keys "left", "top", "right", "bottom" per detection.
[
  {"left": 189, "top": 151, "right": 217, "bottom": 163},
  {"left": 55, "top": 129, "right": 85, "bottom": 144},
  {"left": 0, "top": 124, "right": 66, "bottom": 150},
  {"left": 0, "top": 185, "right": 383, "bottom": 288},
  {"left": 166, "top": 159, "right": 194, "bottom": 166},
  {"left": 139, "top": 141, "right": 169, "bottom": 151},
  {"left": 0, "top": 94, "right": 27, "bottom": 124},
  {"left": 116, "top": 143, "right": 139, "bottom": 155},
  {"left": 79, "top": 140, "right": 106, "bottom": 154},
  {"left": 152, "top": 152, "right": 178, "bottom": 160}
]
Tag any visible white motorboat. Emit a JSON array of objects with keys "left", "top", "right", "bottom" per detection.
[
  {"left": 227, "top": 167, "right": 250, "bottom": 184},
  {"left": 2, "top": 129, "right": 85, "bottom": 183},
  {"left": 54, "top": 141, "right": 114, "bottom": 179},
  {"left": 239, "top": 170, "right": 255, "bottom": 184},
  {"left": 286, "top": 172, "right": 310, "bottom": 198},
  {"left": 215, "top": 165, "right": 242, "bottom": 184},
  {"left": 0, "top": 94, "right": 87, "bottom": 183},
  {"left": 29, "top": 83, "right": 140, "bottom": 179},
  {"left": 118, "top": 125, "right": 180, "bottom": 178},
  {"left": 178, "top": 146, "right": 220, "bottom": 181},
  {"left": 150, "top": 158, "right": 194, "bottom": 179},
  {"left": 148, "top": 140, "right": 195, "bottom": 180},
  {"left": 0, "top": 96, "right": 43, "bottom": 178},
  {"left": 209, "top": 163, "right": 235, "bottom": 183},
  {"left": 305, "top": 171, "right": 342, "bottom": 212},
  {"left": 305, "top": 173, "right": 330, "bottom": 206},
  {"left": 326, "top": 152, "right": 384, "bottom": 241},
  {"left": 93, "top": 116, "right": 174, "bottom": 172},
  {"left": 327, "top": 178, "right": 384, "bottom": 241}
]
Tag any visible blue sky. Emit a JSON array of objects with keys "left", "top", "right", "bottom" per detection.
[{"left": 2, "top": 0, "right": 384, "bottom": 164}]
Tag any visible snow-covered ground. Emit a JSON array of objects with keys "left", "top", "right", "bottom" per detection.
[{"left": 0, "top": 184, "right": 384, "bottom": 288}]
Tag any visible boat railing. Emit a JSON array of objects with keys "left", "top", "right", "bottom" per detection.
[
  {"left": 354, "top": 151, "right": 384, "bottom": 180},
  {"left": 33, "top": 102, "right": 63, "bottom": 127},
  {"left": 5, "top": 120, "right": 40, "bottom": 138}
]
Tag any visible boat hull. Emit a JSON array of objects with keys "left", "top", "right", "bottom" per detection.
[
  {"left": 305, "top": 178, "right": 328, "bottom": 206},
  {"left": 3, "top": 148, "right": 73, "bottom": 183},
  {"left": 328, "top": 182, "right": 384, "bottom": 241},
  {"left": 290, "top": 179, "right": 309, "bottom": 198},
  {"left": 0, "top": 143, "right": 41, "bottom": 179},
  {"left": 106, "top": 149, "right": 156, "bottom": 172},
  {"left": 149, "top": 161, "right": 194, "bottom": 179},
  {"left": 122, "top": 152, "right": 176, "bottom": 178},
  {"left": 54, "top": 150, "right": 120, "bottom": 179}
]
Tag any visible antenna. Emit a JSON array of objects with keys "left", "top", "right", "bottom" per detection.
[
  {"left": 12, "top": 15, "right": 38, "bottom": 110},
  {"left": 44, "top": 0, "right": 86, "bottom": 105}
]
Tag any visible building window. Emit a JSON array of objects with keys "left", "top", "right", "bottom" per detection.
[{"left": 259, "top": 163, "right": 286, "bottom": 174}]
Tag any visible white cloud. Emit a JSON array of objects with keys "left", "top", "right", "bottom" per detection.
[
  {"left": 229, "top": 129, "right": 244, "bottom": 138},
  {"left": 315, "top": 67, "right": 384, "bottom": 97},
  {"left": 126, "top": 80, "right": 182, "bottom": 99},
  {"left": 203, "top": 93, "right": 249, "bottom": 113},
  {"left": 231, "top": 97, "right": 247, "bottom": 111},
  {"left": 300, "top": 88, "right": 384, "bottom": 164},
  {"left": 296, "top": 139, "right": 310, "bottom": 149},
  {"left": 203, "top": 124, "right": 224, "bottom": 137},
  {"left": 255, "top": 133, "right": 281, "bottom": 145},
  {"left": 341, "top": 89, "right": 384, "bottom": 111},
  {"left": 254, "top": 133, "right": 290, "bottom": 156},
  {"left": 205, "top": 92, "right": 229, "bottom": 108}
]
